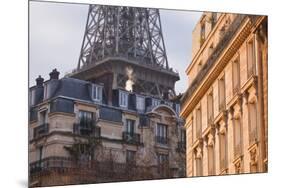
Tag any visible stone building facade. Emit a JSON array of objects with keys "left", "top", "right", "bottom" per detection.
[
  {"left": 180, "top": 13, "right": 267, "bottom": 177},
  {"left": 29, "top": 70, "right": 185, "bottom": 187}
]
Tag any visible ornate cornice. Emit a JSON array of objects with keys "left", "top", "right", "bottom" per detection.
[{"left": 181, "top": 15, "right": 261, "bottom": 118}]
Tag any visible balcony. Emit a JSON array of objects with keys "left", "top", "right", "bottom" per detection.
[
  {"left": 122, "top": 132, "right": 141, "bottom": 144},
  {"left": 33, "top": 123, "right": 49, "bottom": 139},
  {"left": 29, "top": 156, "right": 129, "bottom": 176},
  {"left": 73, "top": 122, "right": 101, "bottom": 137},
  {"left": 177, "top": 141, "right": 186, "bottom": 153},
  {"left": 29, "top": 156, "right": 74, "bottom": 175},
  {"left": 155, "top": 136, "right": 168, "bottom": 145}
]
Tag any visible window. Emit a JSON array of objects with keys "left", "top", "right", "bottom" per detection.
[
  {"left": 179, "top": 129, "right": 186, "bottom": 150},
  {"left": 219, "top": 133, "right": 227, "bottom": 171},
  {"left": 211, "top": 13, "right": 218, "bottom": 28},
  {"left": 249, "top": 102, "right": 258, "bottom": 144},
  {"left": 195, "top": 156, "right": 203, "bottom": 176},
  {"left": 207, "top": 91, "right": 214, "bottom": 124},
  {"left": 152, "top": 98, "right": 161, "bottom": 107},
  {"left": 196, "top": 107, "right": 202, "bottom": 138},
  {"left": 218, "top": 76, "right": 226, "bottom": 111},
  {"left": 156, "top": 123, "right": 168, "bottom": 144},
  {"left": 79, "top": 111, "right": 94, "bottom": 127},
  {"left": 37, "top": 146, "right": 43, "bottom": 161},
  {"left": 119, "top": 91, "right": 128, "bottom": 108},
  {"left": 200, "top": 22, "right": 206, "bottom": 46},
  {"left": 158, "top": 153, "right": 169, "bottom": 166},
  {"left": 232, "top": 57, "right": 240, "bottom": 94},
  {"left": 157, "top": 153, "right": 169, "bottom": 174},
  {"left": 126, "top": 119, "right": 135, "bottom": 134},
  {"left": 247, "top": 40, "right": 255, "bottom": 77},
  {"left": 30, "top": 89, "right": 36, "bottom": 106},
  {"left": 39, "top": 110, "right": 47, "bottom": 125},
  {"left": 164, "top": 101, "right": 173, "bottom": 107},
  {"left": 234, "top": 117, "right": 242, "bottom": 157},
  {"left": 92, "top": 84, "right": 103, "bottom": 102},
  {"left": 136, "top": 95, "right": 145, "bottom": 111},
  {"left": 207, "top": 145, "right": 215, "bottom": 175},
  {"left": 126, "top": 150, "right": 136, "bottom": 164}
]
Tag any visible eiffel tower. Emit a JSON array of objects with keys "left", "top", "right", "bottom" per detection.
[{"left": 70, "top": 4, "right": 179, "bottom": 102}]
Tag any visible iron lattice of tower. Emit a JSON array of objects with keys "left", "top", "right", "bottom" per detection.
[
  {"left": 78, "top": 5, "right": 170, "bottom": 70},
  {"left": 70, "top": 4, "right": 179, "bottom": 99}
]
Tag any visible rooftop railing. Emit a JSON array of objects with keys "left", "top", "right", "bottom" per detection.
[
  {"left": 73, "top": 122, "right": 101, "bottom": 137},
  {"left": 155, "top": 136, "right": 169, "bottom": 145}
]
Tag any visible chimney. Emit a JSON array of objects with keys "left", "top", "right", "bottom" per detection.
[
  {"left": 49, "top": 69, "right": 60, "bottom": 80},
  {"left": 36, "top": 75, "right": 44, "bottom": 87}
]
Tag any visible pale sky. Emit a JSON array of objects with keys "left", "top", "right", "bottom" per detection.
[{"left": 29, "top": 1, "right": 202, "bottom": 94}]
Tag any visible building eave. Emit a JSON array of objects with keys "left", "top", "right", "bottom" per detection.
[{"left": 181, "top": 15, "right": 258, "bottom": 118}]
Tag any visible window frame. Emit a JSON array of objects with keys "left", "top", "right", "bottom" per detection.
[
  {"left": 92, "top": 84, "right": 103, "bottom": 102},
  {"left": 78, "top": 110, "right": 94, "bottom": 128},
  {"left": 126, "top": 119, "right": 135, "bottom": 134},
  {"left": 119, "top": 90, "right": 128, "bottom": 108},
  {"left": 232, "top": 55, "right": 240, "bottom": 95},
  {"left": 152, "top": 98, "right": 161, "bottom": 107},
  {"left": 136, "top": 95, "right": 145, "bottom": 111}
]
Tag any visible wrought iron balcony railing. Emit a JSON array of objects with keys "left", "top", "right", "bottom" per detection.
[
  {"left": 29, "top": 156, "right": 74, "bottom": 175},
  {"left": 33, "top": 123, "right": 49, "bottom": 139},
  {"left": 122, "top": 132, "right": 141, "bottom": 144},
  {"left": 29, "top": 156, "right": 129, "bottom": 176},
  {"left": 155, "top": 136, "right": 168, "bottom": 145},
  {"left": 73, "top": 122, "right": 101, "bottom": 137}
]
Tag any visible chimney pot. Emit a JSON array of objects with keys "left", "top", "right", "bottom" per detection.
[
  {"left": 49, "top": 69, "right": 60, "bottom": 80},
  {"left": 36, "top": 75, "right": 44, "bottom": 86}
]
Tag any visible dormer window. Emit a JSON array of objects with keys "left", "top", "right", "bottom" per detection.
[
  {"left": 29, "top": 89, "right": 36, "bottom": 106},
  {"left": 119, "top": 90, "right": 128, "bottom": 108},
  {"left": 152, "top": 98, "right": 161, "bottom": 107},
  {"left": 92, "top": 84, "right": 103, "bottom": 102},
  {"left": 136, "top": 95, "right": 145, "bottom": 111},
  {"left": 43, "top": 83, "right": 48, "bottom": 100}
]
